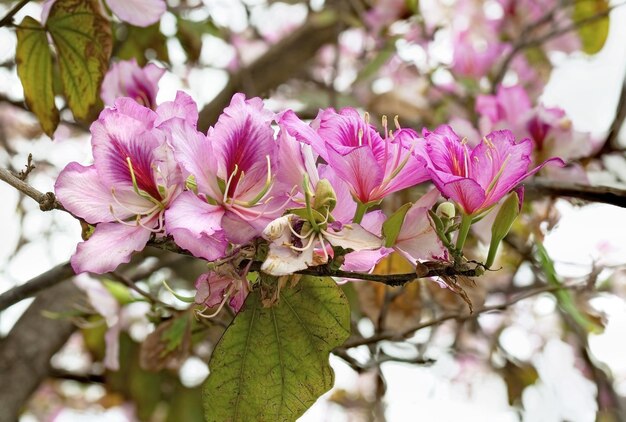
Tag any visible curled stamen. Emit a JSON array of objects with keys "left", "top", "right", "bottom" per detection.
[
  {"left": 238, "top": 155, "right": 273, "bottom": 207},
  {"left": 357, "top": 128, "right": 364, "bottom": 147},
  {"left": 394, "top": 115, "right": 401, "bottom": 130},
  {"left": 318, "top": 233, "right": 329, "bottom": 264},
  {"left": 287, "top": 220, "right": 314, "bottom": 240}
]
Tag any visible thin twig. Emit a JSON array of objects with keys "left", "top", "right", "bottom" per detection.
[
  {"left": 341, "top": 282, "right": 586, "bottom": 348},
  {"left": 0, "top": 0, "right": 32, "bottom": 28},
  {"left": 0, "top": 167, "right": 64, "bottom": 211},
  {"left": 526, "top": 178, "right": 626, "bottom": 209}
]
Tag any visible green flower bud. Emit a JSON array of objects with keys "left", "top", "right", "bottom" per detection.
[
  {"left": 313, "top": 179, "right": 337, "bottom": 212},
  {"left": 436, "top": 202, "right": 456, "bottom": 220}
]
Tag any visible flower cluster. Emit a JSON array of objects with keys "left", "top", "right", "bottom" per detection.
[{"left": 56, "top": 91, "right": 563, "bottom": 313}]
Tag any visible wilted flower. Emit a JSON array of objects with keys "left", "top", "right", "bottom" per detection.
[{"left": 195, "top": 272, "right": 250, "bottom": 315}]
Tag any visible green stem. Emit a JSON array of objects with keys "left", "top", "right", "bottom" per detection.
[
  {"left": 455, "top": 213, "right": 473, "bottom": 251},
  {"left": 352, "top": 201, "right": 369, "bottom": 224}
]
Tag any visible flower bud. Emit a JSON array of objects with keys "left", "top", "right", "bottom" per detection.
[
  {"left": 436, "top": 202, "right": 456, "bottom": 220},
  {"left": 314, "top": 179, "right": 337, "bottom": 212}
]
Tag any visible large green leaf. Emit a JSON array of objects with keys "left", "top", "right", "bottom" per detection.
[
  {"left": 573, "top": 0, "right": 610, "bottom": 55},
  {"left": 15, "top": 17, "right": 59, "bottom": 138},
  {"left": 46, "top": 0, "right": 112, "bottom": 120},
  {"left": 203, "top": 276, "right": 351, "bottom": 422}
]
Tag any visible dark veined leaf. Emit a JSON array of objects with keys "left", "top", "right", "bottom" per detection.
[
  {"left": 46, "top": 0, "right": 112, "bottom": 121},
  {"left": 15, "top": 17, "right": 59, "bottom": 138},
  {"left": 573, "top": 0, "right": 610, "bottom": 54},
  {"left": 203, "top": 276, "right": 351, "bottom": 422}
]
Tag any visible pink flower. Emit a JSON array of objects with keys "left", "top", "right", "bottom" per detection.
[
  {"left": 165, "top": 93, "right": 292, "bottom": 255},
  {"left": 394, "top": 189, "right": 448, "bottom": 263},
  {"left": 477, "top": 84, "right": 595, "bottom": 165},
  {"left": 101, "top": 59, "right": 165, "bottom": 109},
  {"left": 42, "top": 0, "right": 166, "bottom": 27},
  {"left": 279, "top": 108, "right": 429, "bottom": 206},
  {"left": 451, "top": 31, "right": 508, "bottom": 79},
  {"left": 55, "top": 94, "right": 195, "bottom": 273},
  {"left": 419, "top": 125, "right": 564, "bottom": 216}
]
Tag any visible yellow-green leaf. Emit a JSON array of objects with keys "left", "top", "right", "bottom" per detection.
[
  {"left": 203, "top": 276, "right": 351, "bottom": 422},
  {"left": 15, "top": 17, "right": 59, "bottom": 138},
  {"left": 46, "top": 0, "right": 112, "bottom": 120},
  {"left": 573, "top": 0, "right": 610, "bottom": 55}
]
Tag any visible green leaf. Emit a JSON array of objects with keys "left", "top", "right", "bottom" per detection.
[
  {"left": 486, "top": 192, "right": 520, "bottom": 268},
  {"left": 573, "top": 0, "right": 610, "bottom": 54},
  {"left": 382, "top": 202, "right": 412, "bottom": 247},
  {"left": 46, "top": 0, "right": 112, "bottom": 121},
  {"left": 15, "top": 17, "right": 59, "bottom": 138},
  {"left": 203, "top": 276, "right": 351, "bottom": 422},
  {"left": 535, "top": 242, "right": 602, "bottom": 334},
  {"left": 117, "top": 23, "right": 169, "bottom": 66},
  {"left": 102, "top": 279, "right": 136, "bottom": 305}
]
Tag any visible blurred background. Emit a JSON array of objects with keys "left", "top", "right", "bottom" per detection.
[{"left": 2, "top": 0, "right": 626, "bottom": 421}]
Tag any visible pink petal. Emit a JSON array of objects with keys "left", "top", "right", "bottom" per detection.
[
  {"left": 325, "top": 145, "right": 384, "bottom": 204},
  {"left": 195, "top": 273, "right": 231, "bottom": 308},
  {"left": 318, "top": 165, "right": 356, "bottom": 224},
  {"left": 278, "top": 110, "right": 326, "bottom": 155},
  {"left": 55, "top": 162, "right": 122, "bottom": 224},
  {"left": 395, "top": 191, "right": 447, "bottom": 261},
  {"left": 342, "top": 247, "right": 393, "bottom": 272},
  {"left": 438, "top": 177, "right": 486, "bottom": 215},
  {"left": 71, "top": 223, "right": 152, "bottom": 274},
  {"left": 105, "top": 0, "right": 166, "bottom": 27},
  {"left": 101, "top": 59, "right": 164, "bottom": 109},
  {"left": 165, "top": 191, "right": 228, "bottom": 261},
  {"left": 160, "top": 118, "right": 222, "bottom": 200},
  {"left": 211, "top": 93, "right": 275, "bottom": 173},
  {"left": 155, "top": 91, "right": 199, "bottom": 127},
  {"left": 91, "top": 110, "right": 164, "bottom": 199}
]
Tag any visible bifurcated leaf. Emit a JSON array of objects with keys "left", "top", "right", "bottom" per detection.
[
  {"left": 15, "top": 17, "right": 59, "bottom": 138},
  {"left": 46, "top": 0, "right": 112, "bottom": 120},
  {"left": 203, "top": 276, "right": 351, "bottom": 422}
]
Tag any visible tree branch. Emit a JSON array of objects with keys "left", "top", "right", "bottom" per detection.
[
  {"left": 0, "top": 281, "right": 82, "bottom": 421},
  {"left": 0, "top": 0, "right": 32, "bottom": 28},
  {"left": 341, "top": 282, "right": 586, "bottom": 348},
  {"left": 0, "top": 262, "right": 73, "bottom": 311},
  {"left": 197, "top": 13, "right": 340, "bottom": 131},
  {"left": 526, "top": 178, "right": 626, "bottom": 208},
  {"left": 0, "top": 167, "right": 64, "bottom": 211}
]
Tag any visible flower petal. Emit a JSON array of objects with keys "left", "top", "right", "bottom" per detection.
[
  {"left": 438, "top": 177, "right": 486, "bottom": 215},
  {"left": 55, "top": 162, "right": 120, "bottom": 224},
  {"left": 165, "top": 191, "right": 228, "bottom": 261},
  {"left": 325, "top": 224, "right": 383, "bottom": 251},
  {"left": 325, "top": 145, "right": 384, "bottom": 204},
  {"left": 155, "top": 91, "right": 199, "bottom": 127},
  {"left": 71, "top": 222, "right": 152, "bottom": 274},
  {"left": 161, "top": 118, "right": 222, "bottom": 200},
  {"left": 105, "top": 0, "right": 166, "bottom": 27}
]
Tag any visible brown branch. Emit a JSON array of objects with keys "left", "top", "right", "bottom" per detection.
[
  {"left": 526, "top": 178, "right": 626, "bottom": 208},
  {"left": 602, "top": 68, "right": 626, "bottom": 152},
  {"left": 0, "top": 262, "right": 74, "bottom": 311},
  {"left": 0, "top": 281, "right": 82, "bottom": 422},
  {"left": 341, "top": 282, "right": 585, "bottom": 348},
  {"left": 0, "top": 0, "right": 32, "bottom": 28},
  {"left": 0, "top": 167, "right": 64, "bottom": 211},
  {"left": 197, "top": 13, "right": 340, "bottom": 131}
]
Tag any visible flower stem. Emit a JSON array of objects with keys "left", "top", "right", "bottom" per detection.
[
  {"left": 455, "top": 213, "right": 473, "bottom": 251},
  {"left": 352, "top": 201, "right": 369, "bottom": 224}
]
